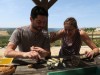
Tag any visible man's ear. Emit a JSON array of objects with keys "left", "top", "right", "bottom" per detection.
[{"left": 30, "top": 16, "right": 33, "bottom": 22}]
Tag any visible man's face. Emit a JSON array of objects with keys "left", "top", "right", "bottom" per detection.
[{"left": 30, "top": 15, "right": 47, "bottom": 32}]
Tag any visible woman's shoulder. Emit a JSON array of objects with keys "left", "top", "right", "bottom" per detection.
[
  {"left": 57, "top": 29, "right": 65, "bottom": 35},
  {"left": 79, "top": 29, "right": 88, "bottom": 37},
  {"left": 58, "top": 29, "right": 64, "bottom": 33}
]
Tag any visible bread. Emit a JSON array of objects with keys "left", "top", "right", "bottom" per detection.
[{"left": 0, "top": 65, "right": 15, "bottom": 75}]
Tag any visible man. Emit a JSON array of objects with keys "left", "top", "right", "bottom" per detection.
[{"left": 4, "top": 6, "right": 50, "bottom": 61}]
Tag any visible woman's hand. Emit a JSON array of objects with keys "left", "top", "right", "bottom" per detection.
[
  {"left": 50, "top": 32, "right": 57, "bottom": 43},
  {"left": 85, "top": 50, "right": 95, "bottom": 59}
]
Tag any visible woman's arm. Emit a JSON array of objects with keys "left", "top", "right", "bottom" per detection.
[
  {"left": 50, "top": 29, "right": 65, "bottom": 43},
  {"left": 80, "top": 30, "right": 99, "bottom": 57}
]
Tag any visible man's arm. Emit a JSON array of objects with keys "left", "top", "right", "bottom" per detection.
[
  {"left": 4, "top": 42, "right": 41, "bottom": 60},
  {"left": 4, "top": 42, "right": 24, "bottom": 58}
]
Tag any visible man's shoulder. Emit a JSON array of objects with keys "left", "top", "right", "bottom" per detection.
[
  {"left": 15, "top": 25, "right": 30, "bottom": 32},
  {"left": 17, "top": 26, "right": 29, "bottom": 30}
]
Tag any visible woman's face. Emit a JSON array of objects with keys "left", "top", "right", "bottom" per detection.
[{"left": 64, "top": 22, "right": 77, "bottom": 37}]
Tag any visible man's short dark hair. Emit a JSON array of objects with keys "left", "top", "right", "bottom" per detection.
[{"left": 31, "top": 6, "right": 48, "bottom": 19}]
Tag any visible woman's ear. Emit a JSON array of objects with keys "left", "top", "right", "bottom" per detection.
[{"left": 64, "top": 22, "right": 65, "bottom": 25}]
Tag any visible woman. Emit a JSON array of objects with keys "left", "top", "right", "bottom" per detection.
[{"left": 50, "top": 17, "right": 99, "bottom": 58}]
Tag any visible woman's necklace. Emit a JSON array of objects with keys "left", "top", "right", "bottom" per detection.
[{"left": 65, "top": 36, "right": 73, "bottom": 46}]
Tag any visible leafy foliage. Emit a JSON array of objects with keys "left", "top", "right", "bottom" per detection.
[{"left": 0, "top": 36, "right": 10, "bottom": 47}]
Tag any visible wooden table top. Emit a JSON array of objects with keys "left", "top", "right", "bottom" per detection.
[{"left": 12, "top": 56, "right": 100, "bottom": 75}]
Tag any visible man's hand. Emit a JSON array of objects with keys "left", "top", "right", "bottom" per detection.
[
  {"left": 30, "top": 46, "right": 47, "bottom": 57},
  {"left": 23, "top": 51, "right": 41, "bottom": 60}
]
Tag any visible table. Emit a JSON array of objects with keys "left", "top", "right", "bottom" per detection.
[
  {"left": 12, "top": 56, "right": 100, "bottom": 75},
  {"left": 12, "top": 59, "right": 48, "bottom": 75}
]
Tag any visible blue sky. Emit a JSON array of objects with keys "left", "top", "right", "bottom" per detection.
[{"left": 0, "top": 0, "right": 100, "bottom": 28}]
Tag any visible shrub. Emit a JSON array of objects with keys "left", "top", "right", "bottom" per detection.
[{"left": 0, "top": 36, "right": 10, "bottom": 47}]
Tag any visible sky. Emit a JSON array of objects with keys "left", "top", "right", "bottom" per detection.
[{"left": 0, "top": 0, "right": 100, "bottom": 28}]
